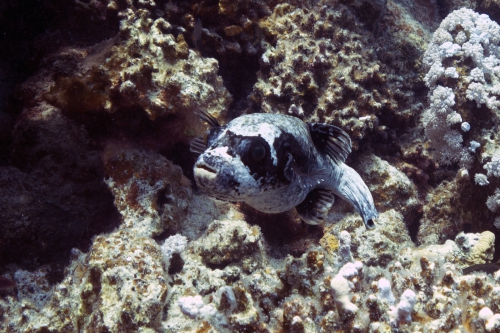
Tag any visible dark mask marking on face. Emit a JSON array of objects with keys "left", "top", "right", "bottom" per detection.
[
  {"left": 273, "top": 131, "right": 311, "bottom": 182},
  {"left": 238, "top": 136, "right": 273, "bottom": 179},
  {"left": 206, "top": 126, "right": 225, "bottom": 149},
  {"left": 210, "top": 130, "right": 281, "bottom": 186}
]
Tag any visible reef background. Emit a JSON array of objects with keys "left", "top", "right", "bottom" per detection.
[{"left": 1, "top": 0, "right": 500, "bottom": 332}]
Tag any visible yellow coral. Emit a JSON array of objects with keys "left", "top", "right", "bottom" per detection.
[
  {"left": 466, "top": 231, "right": 495, "bottom": 265},
  {"left": 319, "top": 233, "right": 339, "bottom": 253}
]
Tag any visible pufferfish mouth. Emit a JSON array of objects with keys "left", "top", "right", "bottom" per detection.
[
  {"left": 195, "top": 163, "right": 216, "bottom": 174},
  {"left": 194, "top": 163, "right": 218, "bottom": 183}
]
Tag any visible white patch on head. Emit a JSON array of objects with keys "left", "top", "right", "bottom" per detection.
[
  {"left": 194, "top": 146, "right": 262, "bottom": 199},
  {"left": 212, "top": 146, "right": 231, "bottom": 159},
  {"left": 255, "top": 123, "right": 278, "bottom": 165},
  {"left": 231, "top": 155, "right": 262, "bottom": 196}
]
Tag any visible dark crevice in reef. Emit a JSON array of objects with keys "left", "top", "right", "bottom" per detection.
[
  {"left": 205, "top": 261, "right": 231, "bottom": 271},
  {"left": 168, "top": 253, "right": 185, "bottom": 275},
  {"left": 164, "top": 142, "right": 198, "bottom": 184},
  {"left": 162, "top": 0, "right": 268, "bottom": 114},
  {"left": 0, "top": 0, "right": 120, "bottom": 114},
  {"left": 240, "top": 204, "right": 323, "bottom": 260},
  {"left": 0, "top": 137, "right": 122, "bottom": 269},
  {"left": 495, "top": 230, "right": 500, "bottom": 263},
  {"left": 153, "top": 228, "right": 179, "bottom": 244},
  {"left": 407, "top": 216, "right": 421, "bottom": 244},
  {"left": 194, "top": 38, "right": 263, "bottom": 116},
  {"left": 0, "top": 0, "right": 122, "bottom": 269},
  {"left": 0, "top": 113, "right": 13, "bottom": 166},
  {"left": 218, "top": 53, "right": 262, "bottom": 109}
]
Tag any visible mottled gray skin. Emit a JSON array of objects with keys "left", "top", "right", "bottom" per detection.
[{"left": 193, "top": 113, "right": 378, "bottom": 228}]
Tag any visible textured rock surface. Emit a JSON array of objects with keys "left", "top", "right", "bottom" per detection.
[
  {"left": 251, "top": 0, "right": 435, "bottom": 149},
  {"left": 355, "top": 153, "right": 421, "bottom": 226},
  {"left": 195, "top": 219, "right": 263, "bottom": 267},
  {"left": 44, "top": 8, "right": 231, "bottom": 121},
  {"left": 101, "top": 142, "right": 191, "bottom": 236}
]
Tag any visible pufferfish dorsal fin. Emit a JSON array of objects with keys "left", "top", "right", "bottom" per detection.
[
  {"left": 308, "top": 123, "right": 352, "bottom": 165},
  {"left": 296, "top": 189, "right": 336, "bottom": 225},
  {"left": 191, "top": 109, "right": 220, "bottom": 153},
  {"left": 194, "top": 108, "right": 221, "bottom": 128},
  {"left": 190, "top": 136, "right": 207, "bottom": 154}
]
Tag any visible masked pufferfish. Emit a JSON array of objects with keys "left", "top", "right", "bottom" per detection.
[{"left": 190, "top": 110, "right": 378, "bottom": 229}]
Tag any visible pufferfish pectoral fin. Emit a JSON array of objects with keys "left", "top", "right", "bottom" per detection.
[
  {"left": 308, "top": 123, "right": 352, "bottom": 165},
  {"left": 283, "top": 153, "right": 329, "bottom": 189},
  {"left": 296, "top": 189, "right": 336, "bottom": 225}
]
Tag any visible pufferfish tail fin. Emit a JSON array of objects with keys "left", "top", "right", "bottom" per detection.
[
  {"left": 308, "top": 123, "right": 352, "bottom": 166},
  {"left": 336, "top": 164, "right": 378, "bottom": 229},
  {"left": 296, "top": 189, "right": 336, "bottom": 225}
]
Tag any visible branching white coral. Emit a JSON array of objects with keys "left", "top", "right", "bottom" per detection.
[
  {"left": 494, "top": 216, "right": 500, "bottom": 229},
  {"left": 421, "top": 86, "right": 472, "bottom": 168},
  {"left": 484, "top": 155, "right": 500, "bottom": 178},
  {"left": 377, "top": 278, "right": 395, "bottom": 305},
  {"left": 486, "top": 188, "right": 500, "bottom": 212},
  {"left": 161, "top": 234, "right": 188, "bottom": 267},
  {"left": 178, "top": 295, "right": 217, "bottom": 319},
  {"left": 479, "top": 307, "right": 500, "bottom": 331},
  {"left": 389, "top": 289, "right": 416, "bottom": 326},
  {"left": 421, "top": 8, "right": 500, "bottom": 169},
  {"left": 330, "top": 274, "right": 359, "bottom": 315},
  {"left": 475, "top": 173, "right": 490, "bottom": 186},
  {"left": 466, "top": 82, "right": 489, "bottom": 107}
]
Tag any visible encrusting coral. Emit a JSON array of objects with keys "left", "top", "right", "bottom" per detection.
[
  {"left": 251, "top": 0, "right": 434, "bottom": 149},
  {"left": 0, "top": 143, "right": 195, "bottom": 332},
  {"left": 101, "top": 142, "right": 191, "bottom": 236},
  {"left": 44, "top": 8, "right": 232, "bottom": 121}
]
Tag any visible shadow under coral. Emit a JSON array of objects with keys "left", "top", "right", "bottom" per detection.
[{"left": 239, "top": 203, "right": 324, "bottom": 260}]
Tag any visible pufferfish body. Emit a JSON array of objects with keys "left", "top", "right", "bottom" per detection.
[{"left": 190, "top": 110, "right": 378, "bottom": 229}]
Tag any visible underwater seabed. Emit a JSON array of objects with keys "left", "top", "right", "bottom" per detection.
[{"left": 1, "top": 0, "right": 500, "bottom": 332}]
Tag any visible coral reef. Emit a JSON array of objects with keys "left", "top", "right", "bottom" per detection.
[
  {"left": 75, "top": 0, "right": 275, "bottom": 102},
  {"left": 251, "top": 0, "right": 435, "bottom": 149},
  {"left": 0, "top": 0, "right": 232, "bottom": 268},
  {"left": 0, "top": 98, "right": 119, "bottom": 266},
  {"left": 421, "top": 7, "right": 500, "bottom": 233},
  {"left": 353, "top": 153, "right": 421, "bottom": 226},
  {"left": 101, "top": 142, "right": 191, "bottom": 235},
  {"left": 195, "top": 219, "right": 263, "bottom": 267},
  {"left": 0, "top": 143, "right": 194, "bottom": 332},
  {"left": 5, "top": 209, "right": 497, "bottom": 332},
  {"left": 2, "top": 0, "right": 500, "bottom": 333},
  {"left": 44, "top": 8, "right": 232, "bottom": 121},
  {"left": 422, "top": 8, "right": 500, "bottom": 168}
]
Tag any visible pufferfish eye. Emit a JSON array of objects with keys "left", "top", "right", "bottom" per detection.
[{"left": 251, "top": 143, "right": 266, "bottom": 162}]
